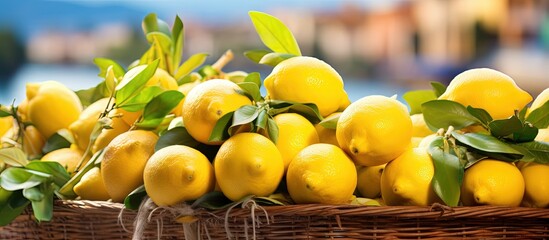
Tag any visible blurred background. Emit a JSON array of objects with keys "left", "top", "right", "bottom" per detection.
[{"left": 1, "top": 0, "right": 548, "bottom": 105}]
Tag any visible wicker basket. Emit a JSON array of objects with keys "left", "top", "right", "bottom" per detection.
[{"left": 1, "top": 200, "right": 548, "bottom": 239}]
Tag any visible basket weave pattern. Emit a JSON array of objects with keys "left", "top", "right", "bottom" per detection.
[{"left": 1, "top": 200, "right": 548, "bottom": 239}]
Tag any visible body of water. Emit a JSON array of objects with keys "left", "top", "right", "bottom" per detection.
[{"left": 1, "top": 64, "right": 410, "bottom": 106}]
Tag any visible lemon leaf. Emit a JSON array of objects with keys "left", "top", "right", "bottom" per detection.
[
  {"left": 229, "top": 105, "right": 259, "bottom": 135},
  {"left": 249, "top": 11, "right": 301, "bottom": 56},
  {"left": 175, "top": 53, "right": 209, "bottom": 81},
  {"left": 75, "top": 81, "right": 111, "bottom": 107},
  {"left": 244, "top": 72, "right": 262, "bottom": 88},
  {"left": 136, "top": 90, "right": 184, "bottom": 130},
  {"left": 142, "top": 13, "right": 171, "bottom": 37},
  {"left": 255, "top": 109, "right": 269, "bottom": 131},
  {"left": 403, "top": 90, "right": 437, "bottom": 115},
  {"left": 288, "top": 103, "right": 323, "bottom": 124},
  {"left": 118, "top": 86, "right": 164, "bottom": 112},
  {"left": 451, "top": 132, "right": 523, "bottom": 161},
  {"left": 488, "top": 115, "right": 524, "bottom": 138},
  {"left": 198, "top": 65, "right": 219, "bottom": 78},
  {"left": 42, "top": 132, "right": 72, "bottom": 155},
  {"left": 526, "top": 100, "right": 549, "bottom": 129},
  {"left": 0, "top": 148, "right": 28, "bottom": 167},
  {"left": 124, "top": 185, "right": 147, "bottom": 210},
  {"left": 515, "top": 141, "right": 549, "bottom": 164},
  {"left": 93, "top": 58, "right": 125, "bottom": 79},
  {"left": 208, "top": 112, "right": 234, "bottom": 143},
  {"left": 155, "top": 127, "right": 200, "bottom": 152},
  {"left": 0, "top": 105, "right": 11, "bottom": 117},
  {"left": 146, "top": 32, "right": 172, "bottom": 53},
  {"left": 266, "top": 118, "right": 279, "bottom": 144},
  {"left": 58, "top": 149, "right": 104, "bottom": 200},
  {"left": 0, "top": 191, "right": 29, "bottom": 227},
  {"left": 428, "top": 136, "right": 463, "bottom": 207},
  {"left": 319, "top": 113, "right": 339, "bottom": 130},
  {"left": 430, "top": 81, "right": 447, "bottom": 97},
  {"left": 244, "top": 49, "right": 271, "bottom": 64},
  {"left": 25, "top": 161, "right": 70, "bottom": 188},
  {"left": 22, "top": 187, "right": 43, "bottom": 202},
  {"left": 422, "top": 100, "right": 480, "bottom": 131},
  {"left": 512, "top": 124, "right": 538, "bottom": 143},
  {"left": 171, "top": 15, "right": 184, "bottom": 74},
  {"left": 28, "top": 183, "right": 54, "bottom": 222},
  {"left": 115, "top": 59, "right": 160, "bottom": 106},
  {"left": 0, "top": 168, "right": 50, "bottom": 191},
  {"left": 191, "top": 191, "right": 233, "bottom": 210},
  {"left": 254, "top": 196, "right": 285, "bottom": 206},
  {"left": 237, "top": 82, "right": 262, "bottom": 102},
  {"left": 466, "top": 106, "right": 492, "bottom": 127},
  {"left": 259, "top": 52, "right": 296, "bottom": 67}
]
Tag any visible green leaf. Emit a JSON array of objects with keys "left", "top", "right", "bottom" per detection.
[
  {"left": 208, "top": 112, "right": 234, "bottom": 142},
  {"left": 75, "top": 81, "right": 111, "bottom": 107},
  {"left": 42, "top": 132, "right": 72, "bottom": 155},
  {"left": 198, "top": 65, "right": 219, "bottom": 78},
  {"left": 512, "top": 124, "right": 538, "bottom": 143},
  {"left": 526, "top": 100, "right": 549, "bottom": 129},
  {"left": 0, "top": 148, "right": 28, "bottom": 167},
  {"left": 229, "top": 105, "right": 259, "bottom": 135},
  {"left": 57, "top": 149, "right": 104, "bottom": 200},
  {"left": 428, "top": 137, "right": 463, "bottom": 207},
  {"left": 518, "top": 106, "right": 528, "bottom": 121},
  {"left": 175, "top": 53, "right": 209, "bottom": 80},
  {"left": 191, "top": 191, "right": 233, "bottom": 210},
  {"left": 155, "top": 127, "right": 200, "bottom": 152},
  {"left": 135, "top": 90, "right": 184, "bottom": 129},
  {"left": 248, "top": 11, "right": 301, "bottom": 55},
  {"left": 0, "top": 168, "right": 50, "bottom": 191},
  {"left": 142, "top": 13, "right": 171, "bottom": 37},
  {"left": 254, "top": 196, "right": 286, "bottom": 206},
  {"left": 266, "top": 118, "right": 279, "bottom": 143},
  {"left": 146, "top": 32, "right": 172, "bottom": 53},
  {"left": 115, "top": 59, "right": 160, "bottom": 106},
  {"left": 451, "top": 132, "right": 523, "bottom": 161},
  {"left": 319, "top": 113, "right": 339, "bottom": 129},
  {"left": 124, "top": 185, "right": 147, "bottom": 210},
  {"left": 255, "top": 109, "right": 268, "bottom": 130},
  {"left": 23, "top": 187, "right": 43, "bottom": 201},
  {"left": 0, "top": 108, "right": 11, "bottom": 117},
  {"left": 30, "top": 183, "right": 54, "bottom": 222},
  {"left": 288, "top": 103, "right": 323, "bottom": 124},
  {"left": 466, "top": 106, "right": 492, "bottom": 127},
  {"left": 244, "top": 49, "right": 271, "bottom": 64},
  {"left": 25, "top": 161, "right": 70, "bottom": 188},
  {"left": 515, "top": 141, "right": 549, "bottom": 164},
  {"left": 171, "top": 15, "right": 184, "bottom": 75},
  {"left": 430, "top": 81, "right": 447, "bottom": 97},
  {"left": 422, "top": 100, "right": 480, "bottom": 131},
  {"left": 117, "top": 86, "right": 163, "bottom": 112},
  {"left": 0, "top": 190, "right": 29, "bottom": 226},
  {"left": 244, "top": 72, "right": 262, "bottom": 88},
  {"left": 93, "top": 58, "right": 125, "bottom": 78},
  {"left": 488, "top": 115, "right": 523, "bottom": 138},
  {"left": 402, "top": 90, "right": 437, "bottom": 115},
  {"left": 237, "top": 82, "right": 262, "bottom": 102},
  {"left": 259, "top": 52, "right": 296, "bottom": 67}
]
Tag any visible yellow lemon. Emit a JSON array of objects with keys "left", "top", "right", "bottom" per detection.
[
  {"left": 173, "top": 80, "right": 201, "bottom": 117},
  {"left": 69, "top": 98, "right": 111, "bottom": 151},
  {"left": 314, "top": 112, "right": 340, "bottom": 147},
  {"left": 144, "top": 145, "right": 215, "bottom": 206},
  {"left": 17, "top": 98, "right": 29, "bottom": 123},
  {"left": 536, "top": 128, "right": 549, "bottom": 142},
  {"left": 356, "top": 164, "right": 385, "bottom": 199},
  {"left": 337, "top": 95, "right": 412, "bottom": 166},
  {"left": 73, "top": 167, "right": 110, "bottom": 201},
  {"left": 410, "top": 113, "right": 433, "bottom": 137},
  {"left": 286, "top": 143, "right": 357, "bottom": 204},
  {"left": 272, "top": 113, "right": 319, "bottom": 171},
  {"left": 439, "top": 68, "right": 532, "bottom": 120},
  {"left": 91, "top": 108, "right": 132, "bottom": 154},
  {"left": 214, "top": 133, "right": 284, "bottom": 201},
  {"left": 22, "top": 125, "right": 46, "bottom": 159},
  {"left": 41, "top": 145, "right": 88, "bottom": 175},
  {"left": 182, "top": 79, "right": 252, "bottom": 145},
  {"left": 0, "top": 116, "right": 13, "bottom": 138},
  {"left": 101, "top": 130, "right": 158, "bottom": 202},
  {"left": 264, "top": 56, "right": 348, "bottom": 117},
  {"left": 461, "top": 159, "right": 524, "bottom": 207},
  {"left": 381, "top": 147, "right": 439, "bottom": 206},
  {"left": 26, "top": 81, "right": 83, "bottom": 139},
  {"left": 520, "top": 162, "right": 549, "bottom": 208}
]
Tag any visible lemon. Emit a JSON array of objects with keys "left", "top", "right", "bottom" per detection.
[
  {"left": 439, "top": 68, "right": 532, "bottom": 120},
  {"left": 264, "top": 56, "right": 348, "bottom": 117},
  {"left": 182, "top": 79, "right": 252, "bottom": 145},
  {"left": 144, "top": 145, "right": 215, "bottom": 206},
  {"left": 17, "top": 98, "right": 29, "bottom": 123},
  {"left": 41, "top": 145, "right": 88, "bottom": 175},
  {"left": 0, "top": 116, "right": 13, "bottom": 138},
  {"left": 101, "top": 130, "right": 158, "bottom": 202},
  {"left": 337, "top": 95, "right": 412, "bottom": 166},
  {"left": 410, "top": 114, "right": 433, "bottom": 137},
  {"left": 536, "top": 128, "right": 549, "bottom": 142},
  {"left": 526, "top": 88, "right": 549, "bottom": 116},
  {"left": 356, "top": 164, "right": 385, "bottom": 199},
  {"left": 26, "top": 81, "right": 83, "bottom": 139},
  {"left": 381, "top": 147, "right": 439, "bottom": 206},
  {"left": 314, "top": 112, "right": 340, "bottom": 147},
  {"left": 22, "top": 125, "right": 46, "bottom": 159},
  {"left": 286, "top": 143, "right": 357, "bottom": 204},
  {"left": 520, "top": 162, "right": 549, "bottom": 208},
  {"left": 91, "top": 108, "right": 132, "bottom": 154},
  {"left": 73, "top": 167, "right": 110, "bottom": 201},
  {"left": 272, "top": 113, "right": 319, "bottom": 171},
  {"left": 173, "top": 80, "right": 201, "bottom": 117},
  {"left": 69, "top": 98, "right": 111, "bottom": 151},
  {"left": 461, "top": 159, "right": 524, "bottom": 207},
  {"left": 214, "top": 133, "right": 284, "bottom": 201}
]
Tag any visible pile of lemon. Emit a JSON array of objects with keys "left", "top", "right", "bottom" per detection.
[{"left": 1, "top": 57, "right": 548, "bottom": 210}]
